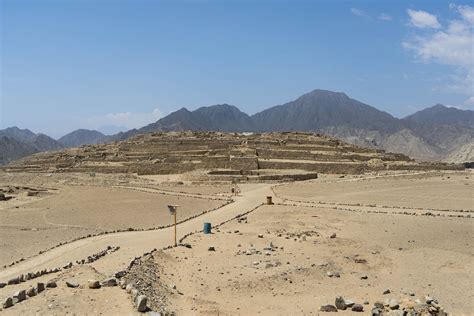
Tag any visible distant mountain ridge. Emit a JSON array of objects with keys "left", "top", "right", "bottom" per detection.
[
  {"left": 1, "top": 89, "right": 473, "bottom": 164},
  {"left": 403, "top": 104, "right": 474, "bottom": 128},
  {"left": 58, "top": 129, "right": 108, "bottom": 147},
  {"left": 253, "top": 90, "right": 402, "bottom": 133},
  {"left": 107, "top": 89, "right": 471, "bottom": 162},
  {"left": 0, "top": 127, "right": 63, "bottom": 165}
]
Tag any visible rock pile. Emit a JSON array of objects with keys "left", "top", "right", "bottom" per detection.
[
  {"left": 320, "top": 295, "right": 448, "bottom": 315},
  {"left": 371, "top": 296, "right": 448, "bottom": 315}
]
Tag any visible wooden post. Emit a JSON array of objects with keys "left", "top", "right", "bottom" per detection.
[
  {"left": 168, "top": 205, "right": 179, "bottom": 247},
  {"left": 174, "top": 210, "right": 177, "bottom": 246}
]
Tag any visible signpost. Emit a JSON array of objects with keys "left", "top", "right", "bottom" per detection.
[{"left": 167, "top": 205, "right": 179, "bottom": 246}]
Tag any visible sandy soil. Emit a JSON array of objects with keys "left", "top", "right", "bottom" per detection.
[
  {"left": 142, "top": 202, "right": 473, "bottom": 315},
  {"left": 0, "top": 174, "right": 227, "bottom": 267},
  {"left": 0, "top": 171, "right": 472, "bottom": 315},
  {"left": 274, "top": 172, "right": 473, "bottom": 211}
]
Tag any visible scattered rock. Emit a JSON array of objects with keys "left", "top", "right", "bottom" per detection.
[
  {"left": 88, "top": 279, "right": 101, "bottom": 289},
  {"left": 258, "top": 234, "right": 264, "bottom": 238},
  {"left": 66, "top": 280, "right": 79, "bottom": 288},
  {"left": 320, "top": 304, "right": 338, "bottom": 312},
  {"left": 335, "top": 296, "right": 346, "bottom": 310},
  {"left": 27, "top": 287, "right": 37, "bottom": 297},
  {"left": 2, "top": 296, "right": 13, "bottom": 309},
  {"left": 0, "top": 282, "right": 6, "bottom": 288},
  {"left": 136, "top": 294, "right": 148, "bottom": 312},
  {"left": 101, "top": 277, "right": 117, "bottom": 287},
  {"left": 330, "top": 233, "right": 337, "bottom": 238},
  {"left": 383, "top": 289, "right": 391, "bottom": 294},
  {"left": 388, "top": 298, "right": 399, "bottom": 310},
  {"left": 351, "top": 304, "right": 363, "bottom": 312},
  {"left": 63, "top": 262, "right": 73, "bottom": 269},
  {"left": 46, "top": 280, "right": 57, "bottom": 288},
  {"left": 8, "top": 276, "right": 20, "bottom": 285},
  {"left": 37, "top": 282, "right": 45, "bottom": 293},
  {"left": 115, "top": 271, "right": 126, "bottom": 278},
  {"left": 344, "top": 299, "right": 355, "bottom": 307},
  {"left": 13, "top": 289, "right": 26, "bottom": 303},
  {"left": 208, "top": 246, "right": 216, "bottom": 251}
]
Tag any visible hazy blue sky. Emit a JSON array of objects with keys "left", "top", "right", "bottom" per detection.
[{"left": 1, "top": 0, "right": 473, "bottom": 137}]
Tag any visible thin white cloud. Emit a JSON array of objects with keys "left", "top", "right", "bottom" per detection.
[
  {"left": 407, "top": 9, "right": 441, "bottom": 28},
  {"left": 378, "top": 13, "right": 393, "bottom": 21},
  {"left": 352, "top": 8, "right": 393, "bottom": 22},
  {"left": 350, "top": 8, "right": 365, "bottom": 17},
  {"left": 403, "top": 5, "right": 474, "bottom": 108},
  {"left": 87, "top": 108, "right": 163, "bottom": 130}
]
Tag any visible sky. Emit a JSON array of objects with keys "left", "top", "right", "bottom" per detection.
[{"left": 1, "top": 0, "right": 473, "bottom": 138}]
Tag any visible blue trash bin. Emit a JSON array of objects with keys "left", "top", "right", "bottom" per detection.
[{"left": 203, "top": 222, "right": 212, "bottom": 234}]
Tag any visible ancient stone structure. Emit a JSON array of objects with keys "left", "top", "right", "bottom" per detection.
[{"left": 4, "top": 132, "right": 462, "bottom": 175}]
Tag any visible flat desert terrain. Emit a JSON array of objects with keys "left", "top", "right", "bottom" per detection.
[{"left": 0, "top": 170, "right": 472, "bottom": 315}]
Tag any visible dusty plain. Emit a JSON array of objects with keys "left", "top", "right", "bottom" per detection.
[{"left": 0, "top": 170, "right": 472, "bottom": 315}]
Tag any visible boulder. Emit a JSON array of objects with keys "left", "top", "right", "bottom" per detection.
[
  {"left": 371, "top": 308, "right": 383, "bottom": 316},
  {"left": 13, "top": 289, "right": 26, "bottom": 303},
  {"left": 351, "top": 304, "right": 363, "bottom": 312},
  {"left": 27, "top": 287, "right": 37, "bottom": 297},
  {"left": 46, "top": 280, "right": 57, "bottom": 288},
  {"left": 389, "top": 299, "right": 399, "bottom": 310},
  {"left": 37, "top": 282, "right": 45, "bottom": 293},
  {"left": 335, "top": 296, "right": 346, "bottom": 310},
  {"left": 320, "top": 304, "right": 338, "bottom": 312},
  {"left": 101, "top": 277, "right": 117, "bottom": 287},
  {"left": 115, "top": 271, "right": 126, "bottom": 278},
  {"left": 8, "top": 276, "right": 20, "bottom": 285},
  {"left": 344, "top": 299, "right": 355, "bottom": 308},
  {"left": 88, "top": 279, "right": 101, "bottom": 289},
  {"left": 66, "top": 280, "right": 79, "bottom": 288},
  {"left": 0, "top": 282, "right": 6, "bottom": 288},
  {"left": 0, "top": 192, "right": 6, "bottom": 200},
  {"left": 2, "top": 297, "right": 13, "bottom": 309},
  {"left": 136, "top": 295, "right": 148, "bottom": 312}
]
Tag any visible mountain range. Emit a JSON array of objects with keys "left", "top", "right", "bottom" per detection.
[{"left": 1, "top": 89, "right": 473, "bottom": 165}]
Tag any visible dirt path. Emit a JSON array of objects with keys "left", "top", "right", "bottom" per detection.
[{"left": 0, "top": 183, "right": 273, "bottom": 283}]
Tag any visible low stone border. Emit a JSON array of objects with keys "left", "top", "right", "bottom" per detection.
[
  {"left": 0, "top": 246, "right": 120, "bottom": 290},
  {"left": 278, "top": 201, "right": 473, "bottom": 219},
  {"left": 113, "top": 184, "right": 232, "bottom": 202}
]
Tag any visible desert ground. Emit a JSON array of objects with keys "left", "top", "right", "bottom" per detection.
[{"left": 0, "top": 170, "right": 472, "bottom": 315}]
